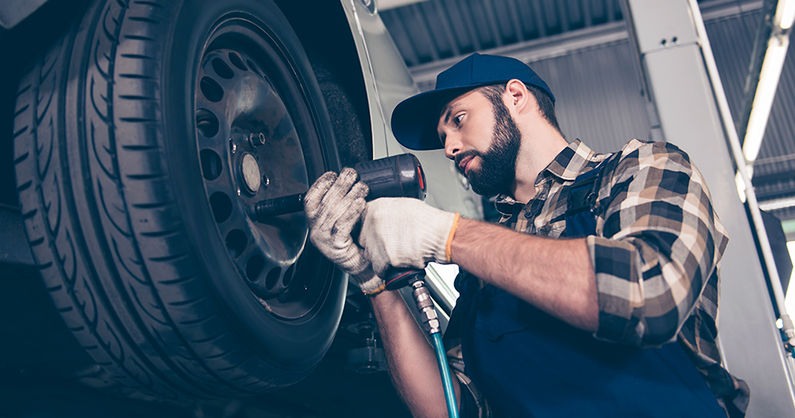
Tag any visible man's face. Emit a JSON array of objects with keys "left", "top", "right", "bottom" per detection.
[{"left": 437, "top": 89, "right": 522, "bottom": 196}]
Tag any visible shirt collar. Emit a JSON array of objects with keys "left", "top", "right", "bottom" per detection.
[
  {"left": 545, "top": 139, "right": 601, "bottom": 181},
  {"left": 493, "top": 139, "right": 603, "bottom": 211}
]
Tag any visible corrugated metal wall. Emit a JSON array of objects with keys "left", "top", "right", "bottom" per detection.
[
  {"left": 381, "top": 0, "right": 626, "bottom": 67},
  {"left": 524, "top": 39, "right": 650, "bottom": 154},
  {"left": 415, "top": 37, "right": 652, "bottom": 154}
]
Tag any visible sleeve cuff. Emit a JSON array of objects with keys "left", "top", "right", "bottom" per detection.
[{"left": 586, "top": 235, "right": 645, "bottom": 346}]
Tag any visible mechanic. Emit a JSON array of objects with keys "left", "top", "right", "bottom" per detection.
[{"left": 304, "top": 53, "right": 750, "bottom": 417}]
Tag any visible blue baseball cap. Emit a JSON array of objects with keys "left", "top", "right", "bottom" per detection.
[{"left": 391, "top": 53, "right": 554, "bottom": 151}]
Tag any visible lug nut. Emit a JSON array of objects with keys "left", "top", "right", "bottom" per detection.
[{"left": 249, "top": 132, "right": 266, "bottom": 147}]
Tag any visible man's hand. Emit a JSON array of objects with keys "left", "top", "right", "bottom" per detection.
[
  {"left": 359, "top": 198, "right": 459, "bottom": 277},
  {"left": 304, "top": 168, "right": 384, "bottom": 294}
]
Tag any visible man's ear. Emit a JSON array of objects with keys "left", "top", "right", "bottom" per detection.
[{"left": 505, "top": 79, "right": 534, "bottom": 114}]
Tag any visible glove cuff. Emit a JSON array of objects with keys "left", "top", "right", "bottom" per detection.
[
  {"left": 445, "top": 213, "right": 461, "bottom": 263},
  {"left": 353, "top": 267, "right": 386, "bottom": 296},
  {"left": 421, "top": 207, "right": 459, "bottom": 265}
]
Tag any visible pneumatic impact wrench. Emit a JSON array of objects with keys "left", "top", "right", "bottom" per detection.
[
  {"left": 252, "top": 153, "right": 429, "bottom": 290},
  {"left": 252, "top": 153, "right": 426, "bottom": 219},
  {"left": 253, "top": 154, "right": 458, "bottom": 418}
]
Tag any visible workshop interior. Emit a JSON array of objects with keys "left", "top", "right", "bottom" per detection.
[{"left": 1, "top": 0, "right": 795, "bottom": 416}]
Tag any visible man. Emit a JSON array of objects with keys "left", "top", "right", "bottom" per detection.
[{"left": 304, "top": 53, "right": 749, "bottom": 417}]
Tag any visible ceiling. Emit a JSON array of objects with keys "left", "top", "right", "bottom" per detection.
[
  {"left": 379, "top": 0, "right": 756, "bottom": 68},
  {"left": 380, "top": 0, "right": 626, "bottom": 67}
]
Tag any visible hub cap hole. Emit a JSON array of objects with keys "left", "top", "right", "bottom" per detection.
[
  {"left": 225, "top": 229, "right": 247, "bottom": 258},
  {"left": 200, "top": 76, "right": 224, "bottom": 102},
  {"left": 266, "top": 267, "right": 281, "bottom": 290},
  {"left": 200, "top": 149, "right": 222, "bottom": 180},
  {"left": 246, "top": 256, "right": 265, "bottom": 282},
  {"left": 210, "top": 192, "right": 233, "bottom": 223},
  {"left": 212, "top": 58, "right": 234, "bottom": 79},
  {"left": 196, "top": 108, "right": 219, "bottom": 138},
  {"left": 228, "top": 52, "right": 248, "bottom": 71}
]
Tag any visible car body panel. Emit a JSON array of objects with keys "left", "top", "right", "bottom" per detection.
[
  {"left": 0, "top": 0, "right": 48, "bottom": 30},
  {"left": 340, "top": 0, "right": 483, "bottom": 221}
]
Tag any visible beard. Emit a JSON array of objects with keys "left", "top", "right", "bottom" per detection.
[{"left": 457, "top": 100, "right": 522, "bottom": 197}]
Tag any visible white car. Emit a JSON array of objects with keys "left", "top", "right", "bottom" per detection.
[{"left": 1, "top": 0, "right": 479, "bottom": 401}]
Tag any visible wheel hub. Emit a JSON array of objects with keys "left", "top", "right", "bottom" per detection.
[{"left": 240, "top": 152, "right": 262, "bottom": 194}]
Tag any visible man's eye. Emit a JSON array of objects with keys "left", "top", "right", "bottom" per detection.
[{"left": 453, "top": 114, "right": 464, "bottom": 126}]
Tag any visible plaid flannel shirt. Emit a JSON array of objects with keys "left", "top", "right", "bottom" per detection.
[{"left": 448, "top": 139, "right": 749, "bottom": 417}]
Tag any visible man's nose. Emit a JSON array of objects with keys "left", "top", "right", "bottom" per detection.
[{"left": 444, "top": 134, "right": 461, "bottom": 160}]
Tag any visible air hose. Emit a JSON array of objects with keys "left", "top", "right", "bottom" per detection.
[
  {"left": 385, "top": 268, "right": 459, "bottom": 417},
  {"left": 409, "top": 278, "right": 459, "bottom": 418},
  {"left": 432, "top": 332, "right": 459, "bottom": 418}
]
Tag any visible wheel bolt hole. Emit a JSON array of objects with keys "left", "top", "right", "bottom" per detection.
[
  {"left": 209, "top": 192, "right": 233, "bottom": 223},
  {"left": 212, "top": 58, "right": 234, "bottom": 79},
  {"left": 225, "top": 229, "right": 247, "bottom": 258},
  {"left": 200, "top": 149, "right": 222, "bottom": 181},
  {"left": 246, "top": 59, "right": 262, "bottom": 76},
  {"left": 265, "top": 267, "right": 281, "bottom": 290},
  {"left": 196, "top": 108, "right": 219, "bottom": 138},
  {"left": 283, "top": 264, "right": 295, "bottom": 288},
  {"left": 200, "top": 76, "right": 224, "bottom": 102},
  {"left": 228, "top": 52, "right": 248, "bottom": 71},
  {"left": 246, "top": 256, "right": 266, "bottom": 282}
]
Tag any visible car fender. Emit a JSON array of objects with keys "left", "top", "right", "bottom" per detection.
[
  {"left": 340, "top": 0, "right": 483, "bottom": 220},
  {"left": 0, "top": 0, "right": 48, "bottom": 30}
]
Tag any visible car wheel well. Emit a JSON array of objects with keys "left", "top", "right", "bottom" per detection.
[{"left": 275, "top": 0, "right": 373, "bottom": 167}]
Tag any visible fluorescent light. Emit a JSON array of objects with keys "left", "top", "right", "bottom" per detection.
[
  {"left": 780, "top": 0, "right": 795, "bottom": 30},
  {"left": 760, "top": 196, "right": 795, "bottom": 211},
  {"left": 743, "top": 36, "right": 790, "bottom": 164},
  {"left": 735, "top": 171, "right": 748, "bottom": 203},
  {"left": 378, "top": 0, "right": 431, "bottom": 11}
]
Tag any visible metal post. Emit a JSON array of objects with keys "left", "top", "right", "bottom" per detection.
[{"left": 621, "top": 0, "right": 795, "bottom": 415}]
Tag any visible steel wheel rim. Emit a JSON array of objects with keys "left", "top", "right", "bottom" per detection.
[{"left": 194, "top": 17, "right": 330, "bottom": 320}]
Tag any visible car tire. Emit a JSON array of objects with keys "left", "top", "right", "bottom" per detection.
[{"left": 13, "top": 0, "right": 348, "bottom": 398}]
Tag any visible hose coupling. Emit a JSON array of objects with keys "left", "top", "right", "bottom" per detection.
[{"left": 411, "top": 280, "right": 440, "bottom": 334}]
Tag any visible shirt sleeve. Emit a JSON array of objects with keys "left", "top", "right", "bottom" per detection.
[{"left": 586, "top": 141, "right": 729, "bottom": 347}]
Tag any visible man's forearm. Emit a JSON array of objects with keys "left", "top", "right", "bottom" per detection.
[
  {"left": 450, "top": 218, "right": 599, "bottom": 332},
  {"left": 370, "top": 290, "right": 460, "bottom": 418}
]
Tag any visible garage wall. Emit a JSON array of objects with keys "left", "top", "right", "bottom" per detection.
[
  {"left": 413, "top": 35, "right": 653, "bottom": 153},
  {"left": 524, "top": 39, "right": 651, "bottom": 154}
]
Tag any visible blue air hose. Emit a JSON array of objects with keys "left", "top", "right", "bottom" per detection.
[
  {"left": 432, "top": 332, "right": 459, "bottom": 418},
  {"left": 386, "top": 269, "right": 460, "bottom": 418}
]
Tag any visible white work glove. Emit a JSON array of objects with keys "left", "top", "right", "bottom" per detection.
[
  {"left": 359, "top": 198, "right": 460, "bottom": 277},
  {"left": 304, "top": 168, "right": 383, "bottom": 294}
]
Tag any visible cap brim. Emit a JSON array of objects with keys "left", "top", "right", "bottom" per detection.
[{"left": 390, "top": 85, "right": 477, "bottom": 151}]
